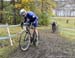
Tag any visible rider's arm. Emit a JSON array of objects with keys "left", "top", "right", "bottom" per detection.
[
  {"left": 21, "top": 16, "right": 27, "bottom": 29},
  {"left": 24, "top": 16, "right": 27, "bottom": 22}
]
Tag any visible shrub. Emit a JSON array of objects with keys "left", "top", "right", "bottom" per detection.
[{"left": 38, "top": 12, "right": 50, "bottom": 26}]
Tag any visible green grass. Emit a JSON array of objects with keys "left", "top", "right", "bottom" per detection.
[
  {"left": 51, "top": 17, "right": 75, "bottom": 41},
  {"left": 51, "top": 18, "right": 75, "bottom": 28},
  {"left": 0, "top": 27, "right": 22, "bottom": 37},
  {"left": 0, "top": 26, "right": 21, "bottom": 58},
  {"left": 0, "top": 46, "right": 17, "bottom": 58},
  {"left": 0, "top": 39, "right": 19, "bottom": 58},
  {"left": 60, "top": 30, "right": 75, "bottom": 40}
]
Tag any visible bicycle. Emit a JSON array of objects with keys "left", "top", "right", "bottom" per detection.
[{"left": 19, "top": 23, "right": 39, "bottom": 51}]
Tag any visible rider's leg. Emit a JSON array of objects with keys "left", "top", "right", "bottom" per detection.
[
  {"left": 34, "top": 27, "right": 38, "bottom": 38},
  {"left": 27, "top": 23, "right": 33, "bottom": 43},
  {"left": 32, "top": 19, "right": 38, "bottom": 37},
  {"left": 32, "top": 19, "right": 39, "bottom": 46}
]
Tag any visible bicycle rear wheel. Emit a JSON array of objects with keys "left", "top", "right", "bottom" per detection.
[{"left": 19, "top": 31, "right": 30, "bottom": 51}]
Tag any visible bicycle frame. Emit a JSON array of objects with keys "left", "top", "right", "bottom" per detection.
[{"left": 22, "top": 23, "right": 35, "bottom": 38}]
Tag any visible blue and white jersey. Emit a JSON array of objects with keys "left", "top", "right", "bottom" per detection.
[{"left": 24, "top": 11, "right": 38, "bottom": 22}]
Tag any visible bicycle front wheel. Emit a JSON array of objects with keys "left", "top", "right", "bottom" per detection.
[{"left": 19, "top": 31, "right": 30, "bottom": 51}]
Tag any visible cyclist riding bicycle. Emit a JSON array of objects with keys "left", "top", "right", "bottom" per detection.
[{"left": 19, "top": 9, "right": 38, "bottom": 44}]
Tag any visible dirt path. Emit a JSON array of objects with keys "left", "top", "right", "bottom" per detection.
[{"left": 9, "top": 30, "right": 75, "bottom": 58}]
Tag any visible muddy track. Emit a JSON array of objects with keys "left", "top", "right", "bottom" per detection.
[{"left": 9, "top": 30, "right": 75, "bottom": 58}]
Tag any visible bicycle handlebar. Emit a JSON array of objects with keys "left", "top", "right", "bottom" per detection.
[{"left": 23, "top": 23, "right": 30, "bottom": 26}]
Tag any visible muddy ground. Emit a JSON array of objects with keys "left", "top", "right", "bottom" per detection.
[{"left": 9, "top": 30, "right": 75, "bottom": 58}]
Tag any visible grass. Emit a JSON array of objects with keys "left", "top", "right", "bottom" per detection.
[
  {"left": 0, "top": 27, "right": 22, "bottom": 37},
  {"left": 51, "top": 18, "right": 75, "bottom": 28},
  {"left": 0, "top": 45, "right": 17, "bottom": 58},
  {"left": 0, "top": 39, "right": 19, "bottom": 58},
  {"left": 51, "top": 17, "right": 75, "bottom": 41},
  {"left": 60, "top": 30, "right": 75, "bottom": 40},
  {"left": 0, "top": 26, "right": 21, "bottom": 58}
]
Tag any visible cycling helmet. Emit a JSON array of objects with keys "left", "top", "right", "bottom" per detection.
[{"left": 19, "top": 9, "right": 26, "bottom": 16}]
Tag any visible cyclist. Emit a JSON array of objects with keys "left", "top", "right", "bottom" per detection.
[
  {"left": 19, "top": 9, "right": 38, "bottom": 44},
  {"left": 51, "top": 21, "right": 56, "bottom": 33}
]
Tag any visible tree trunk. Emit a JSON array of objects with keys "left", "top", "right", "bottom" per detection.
[
  {"left": 11, "top": 0, "right": 16, "bottom": 25},
  {"left": 0, "top": 0, "right": 3, "bottom": 23}
]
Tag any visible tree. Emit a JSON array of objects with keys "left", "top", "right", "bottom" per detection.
[
  {"left": 0, "top": 0, "right": 3, "bottom": 23},
  {"left": 15, "top": 0, "right": 56, "bottom": 25},
  {"left": 10, "top": 0, "right": 16, "bottom": 24},
  {"left": 38, "top": 0, "right": 56, "bottom": 25},
  {"left": 40, "top": 0, "right": 56, "bottom": 14}
]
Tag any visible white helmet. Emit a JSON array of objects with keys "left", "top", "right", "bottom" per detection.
[{"left": 19, "top": 9, "right": 26, "bottom": 16}]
